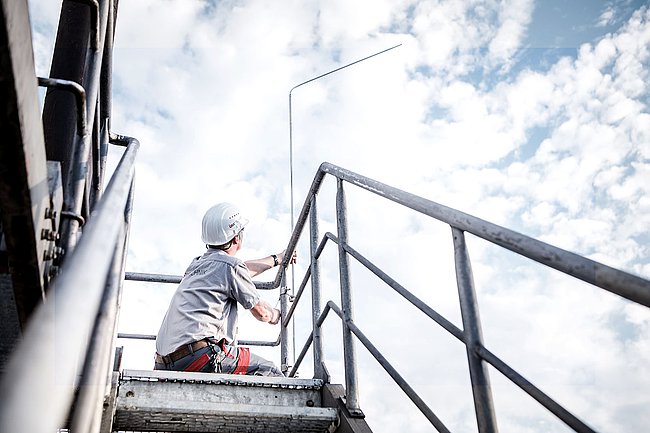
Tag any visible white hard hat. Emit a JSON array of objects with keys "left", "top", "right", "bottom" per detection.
[{"left": 201, "top": 202, "right": 249, "bottom": 245}]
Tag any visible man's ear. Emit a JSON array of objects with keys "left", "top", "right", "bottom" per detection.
[{"left": 233, "top": 234, "right": 241, "bottom": 245}]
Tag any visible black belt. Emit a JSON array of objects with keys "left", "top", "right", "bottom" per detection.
[{"left": 156, "top": 340, "right": 210, "bottom": 365}]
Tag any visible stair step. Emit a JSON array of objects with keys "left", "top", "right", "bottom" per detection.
[{"left": 113, "top": 369, "right": 338, "bottom": 432}]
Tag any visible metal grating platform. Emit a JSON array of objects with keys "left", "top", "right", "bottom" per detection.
[{"left": 113, "top": 370, "right": 339, "bottom": 432}]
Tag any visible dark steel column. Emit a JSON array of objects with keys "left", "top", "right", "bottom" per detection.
[
  {"left": 452, "top": 227, "right": 498, "bottom": 433},
  {"left": 42, "top": 1, "right": 91, "bottom": 171}
]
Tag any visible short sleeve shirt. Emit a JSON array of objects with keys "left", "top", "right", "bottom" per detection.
[{"left": 155, "top": 249, "right": 260, "bottom": 355}]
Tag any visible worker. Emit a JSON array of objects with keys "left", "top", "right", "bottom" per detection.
[{"left": 154, "top": 202, "right": 295, "bottom": 376}]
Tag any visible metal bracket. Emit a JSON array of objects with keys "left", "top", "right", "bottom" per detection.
[{"left": 37, "top": 77, "right": 87, "bottom": 136}]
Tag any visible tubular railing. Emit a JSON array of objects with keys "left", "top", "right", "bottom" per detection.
[
  {"left": 277, "top": 162, "right": 650, "bottom": 433},
  {"left": 0, "top": 0, "right": 142, "bottom": 431},
  {"left": 0, "top": 137, "right": 139, "bottom": 433},
  {"left": 118, "top": 161, "right": 649, "bottom": 433}
]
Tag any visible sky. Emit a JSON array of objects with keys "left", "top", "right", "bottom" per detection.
[{"left": 28, "top": 0, "right": 650, "bottom": 432}]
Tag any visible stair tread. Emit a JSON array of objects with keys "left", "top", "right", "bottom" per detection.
[
  {"left": 122, "top": 369, "right": 324, "bottom": 389},
  {"left": 114, "top": 370, "right": 338, "bottom": 432}
]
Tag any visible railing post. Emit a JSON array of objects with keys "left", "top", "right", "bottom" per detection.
[
  {"left": 310, "top": 196, "right": 325, "bottom": 380},
  {"left": 336, "top": 179, "right": 362, "bottom": 416},
  {"left": 452, "top": 227, "right": 499, "bottom": 433},
  {"left": 280, "top": 271, "right": 290, "bottom": 374}
]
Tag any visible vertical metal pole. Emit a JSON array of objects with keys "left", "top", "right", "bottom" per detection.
[
  {"left": 452, "top": 227, "right": 499, "bottom": 433},
  {"left": 280, "top": 271, "right": 290, "bottom": 374},
  {"left": 336, "top": 179, "right": 361, "bottom": 415},
  {"left": 310, "top": 196, "right": 325, "bottom": 380},
  {"left": 97, "top": 0, "right": 115, "bottom": 194}
]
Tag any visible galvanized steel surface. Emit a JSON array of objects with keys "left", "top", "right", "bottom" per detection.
[
  {"left": 275, "top": 161, "right": 646, "bottom": 432},
  {"left": 117, "top": 160, "right": 646, "bottom": 433},
  {"left": 0, "top": 138, "right": 139, "bottom": 433},
  {"left": 116, "top": 371, "right": 336, "bottom": 433},
  {"left": 319, "top": 162, "right": 650, "bottom": 307},
  {"left": 452, "top": 228, "right": 498, "bottom": 433}
]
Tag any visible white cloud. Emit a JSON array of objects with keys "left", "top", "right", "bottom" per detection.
[
  {"left": 26, "top": 1, "right": 650, "bottom": 432},
  {"left": 488, "top": 0, "right": 534, "bottom": 69},
  {"left": 597, "top": 6, "right": 616, "bottom": 27}
]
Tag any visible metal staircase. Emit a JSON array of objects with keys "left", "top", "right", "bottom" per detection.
[
  {"left": 112, "top": 370, "right": 338, "bottom": 433},
  {"left": 1, "top": 2, "right": 649, "bottom": 433}
]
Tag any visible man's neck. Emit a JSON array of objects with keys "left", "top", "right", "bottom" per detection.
[{"left": 222, "top": 244, "right": 238, "bottom": 256}]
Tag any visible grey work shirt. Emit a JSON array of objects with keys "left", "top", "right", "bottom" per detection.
[{"left": 155, "top": 249, "right": 260, "bottom": 356}]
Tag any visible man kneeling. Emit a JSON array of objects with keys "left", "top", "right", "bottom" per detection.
[{"left": 154, "top": 202, "right": 294, "bottom": 376}]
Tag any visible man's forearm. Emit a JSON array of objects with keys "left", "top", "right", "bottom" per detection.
[{"left": 245, "top": 255, "right": 279, "bottom": 277}]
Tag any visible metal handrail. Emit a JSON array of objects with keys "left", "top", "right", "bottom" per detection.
[
  {"left": 112, "top": 160, "right": 648, "bottom": 432},
  {"left": 0, "top": 138, "right": 139, "bottom": 433},
  {"left": 317, "top": 163, "right": 650, "bottom": 307},
  {"left": 277, "top": 161, "right": 648, "bottom": 432},
  {"left": 120, "top": 272, "right": 283, "bottom": 347}
]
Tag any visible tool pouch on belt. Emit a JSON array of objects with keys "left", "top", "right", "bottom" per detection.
[{"left": 209, "top": 344, "right": 226, "bottom": 373}]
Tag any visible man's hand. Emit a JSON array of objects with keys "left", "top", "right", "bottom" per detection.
[
  {"left": 278, "top": 249, "right": 297, "bottom": 265},
  {"left": 269, "top": 308, "right": 281, "bottom": 325},
  {"left": 250, "top": 300, "right": 281, "bottom": 325},
  {"left": 245, "top": 250, "right": 297, "bottom": 277}
]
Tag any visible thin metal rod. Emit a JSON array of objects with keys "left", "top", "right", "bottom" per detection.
[
  {"left": 116, "top": 332, "right": 280, "bottom": 347},
  {"left": 287, "top": 45, "right": 401, "bottom": 363},
  {"left": 288, "top": 42, "right": 402, "bottom": 237},
  {"left": 336, "top": 179, "right": 361, "bottom": 415},
  {"left": 289, "top": 332, "right": 314, "bottom": 378},
  {"left": 124, "top": 271, "right": 275, "bottom": 290},
  {"left": 117, "top": 333, "right": 156, "bottom": 340},
  {"left": 96, "top": 0, "right": 114, "bottom": 199},
  {"left": 324, "top": 301, "right": 451, "bottom": 433},
  {"left": 0, "top": 138, "right": 139, "bottom": 433},
  {"left": 289, "top": 44, "right": 402, "bottom": 95},
  {"left": 58, "top": 0, "right": 109, "bottom": 255},
  {"left": 280, "top": 273, "right": 290, "bottom": 373},
  {"left": 272, "top": 170, "right": 327, "bottom": 288},
  {"left": 284, "top": 265, "right": 312, "bottom": 325},
  {"left": 239, "top": 337, "right": 280, "bottom": 347},
  {"left": 90, "top": 98, "right": 101, "bottom": 209},
  {"left": 125, "top": 272, "right": 182, "bottom": 284},
  {"left": 452, "top": 228, "right": 498, "bottom": 433},
  {"left": 319, "top": 162, "right": 650, "bottom": 307},
  {"left": 475, "top": 345, "right": 598, "bottom": 433},
  {"left": 290, "top": 299, "right": 337, "bottom": 377},
  {"left": 329, "top": 232, "right": 465, "bottom": 342},
  {"left": 283, "top": 234, "right": 331, "bottom": 325}
]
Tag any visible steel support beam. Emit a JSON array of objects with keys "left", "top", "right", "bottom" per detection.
[{"left": 42, "top": 0, "right": 92, "bottom": 169}]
